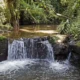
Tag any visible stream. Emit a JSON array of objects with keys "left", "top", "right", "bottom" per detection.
[{"left": 0, "top": 25, "right": 80, "bottom": 80}]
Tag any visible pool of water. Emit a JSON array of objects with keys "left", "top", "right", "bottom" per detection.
[
  {"left": 0, "top": 59, "right": 80, "bottom": 80},
  {"left": 3, "top": 25, "right": 58, "bottom": 39}
]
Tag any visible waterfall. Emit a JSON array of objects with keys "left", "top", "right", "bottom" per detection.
[
  {"left": 67, "top": 52, "right": 71, "bottom": 61},
  {"left": 64, "top": 52, "right": 71, "bottom": 64},
  {"left": 41, "top": 40, "right": 54, "bottom": 61},
  {"left": 8, "top": 38, "right": 54, "bottom": 60},
  {"left": 8, "top": 39, "right": 27, "bottom": 60}
]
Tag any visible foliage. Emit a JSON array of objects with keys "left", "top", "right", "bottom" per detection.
[
  {"left": 50, "top": 0, "right": 67, "bottom": 13},
  {"left": 0, "top": 0, "right": 66, "bottom": 26},
  {"left": 0, "top": 7, "right": 6, "bottom": 24},
  {"left": 6, "top": 0, "right": 20, "bottom": 27},
  {"left": 76, "top": 41, "right": 80, "bottom": 47},
  {"left": 0, "top": 0, "right": 80, "bottom": 41},
  {"left": 19, "top": 0, "right": 57, "bottom": 24},
  {"left": 58, "top": 0, "right": 80, "bottom": 40},
  {"left": 0, "top": 36, "right": 6, "bottom": 41},
  {"left": 0, "top": 0, "right": 12, "bottom": 30},
  {"left": 49, "top": 36, "right": 59, "bottom": 44}
]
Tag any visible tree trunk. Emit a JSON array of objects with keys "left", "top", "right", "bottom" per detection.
[
  {"left": 7, "top": 0, "right": 20, "bottom": 30},
  {"left": 13, "top": 20, "right": 19, "bottom": 31}
]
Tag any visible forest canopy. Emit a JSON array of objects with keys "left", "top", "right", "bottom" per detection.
[{"left": 0, "top": 0, "right": 80, "bottom": 40}]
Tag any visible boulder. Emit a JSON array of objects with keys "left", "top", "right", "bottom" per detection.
[
  {"left": 69, "top": 41, "right": 80, "bottom": 61},
  {"left": 53, "top": 43, "right": 69, "bottom": 60},
  {"left": 0, "top": 38, "right": 8, "bottom": 61},
  {"left": 23, "top": 37, "right": 48, "bottom": 59},
  {"left": 48, "top": 35, "right": 71, "bottom": 60}
]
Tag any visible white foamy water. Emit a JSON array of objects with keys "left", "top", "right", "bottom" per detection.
[
  {"left": 8, "top": 40, "right": 27, "bottom": 60},
  {"left": 0, "top": 59, "right": 79, "bottom": 80},
  {"left": 49, "top": 61, "right": 71, "bottom": 71},
  {"left": 0, "top": 59, "right": 71, "bottom": 74},
  {"left": 0, "top": 59, "right": 35, "bottom": 73}
]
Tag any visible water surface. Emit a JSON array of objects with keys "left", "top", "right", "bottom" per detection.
[
  {"left": 0, "top": 59, "right": 80, "bottom": 80},
  {"left": 3, "top": 25, "right": 58, "bottom": 39},
  {"left": 1, "top": 25, "right": 80, "bottom": 80}
]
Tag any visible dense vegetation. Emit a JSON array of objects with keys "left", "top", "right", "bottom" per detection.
[
  {"left": 0, "top": 0, "right": 80, "bottom": 40},
  {"left": 58, "top": 0, "right": 80, "bottom": 40}
]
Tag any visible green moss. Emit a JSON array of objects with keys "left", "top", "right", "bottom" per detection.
[
  {"left": 0, "top": 36, "right": 6, "bottom": 41},
  {"left": 75, "top": 41, "right": 80, "bottom": 47},
  {"left": 49, "top": 36, "right": 59, "bottom": 44}
]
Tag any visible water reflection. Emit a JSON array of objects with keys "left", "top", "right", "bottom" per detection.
[
  {"left": 21, "top": 25, "right": 57, "bottom": 30},
  {"left": 3, "top": 25, "right": 58, "bottom": 39}
]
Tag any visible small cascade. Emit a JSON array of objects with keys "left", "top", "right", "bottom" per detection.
[
  {"left": 67, "top": 52, "right": 71, "bottom": 61},
  {"left": 64, "top": 52, "right": 72, "bottom": 64},
  {"left": 8, "top": 39, "right": 27, "bottom": 60},
  {"left": 41, "top": 40, "right": 54, "bottom": 61},
  {"left": 8, "top": 38, "right": 54, "bottom": 60}
]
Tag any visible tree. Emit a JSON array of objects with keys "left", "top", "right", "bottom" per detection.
[{"left": 6, "top": 0, "right": 20, "bottom": 30}]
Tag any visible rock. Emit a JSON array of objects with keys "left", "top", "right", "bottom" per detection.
[
  {"left": 0, "top": 38, "right": 8, "bottom": 61},
  {"left": 50, "top": 34, "right": 70, "bottom": 43},
  {"left": 23, "top": 37, "right": 48, "bottom": 59},
  {"left": 69, "top": 41, "right": 80, "bottom": 61},
  {"left": 53, "top": 43, "right": 69, "bottom": 60},
  {"left": 37, "top": 42, "right": 47, "bottom": 59},
  {"left": 47, "top": 35, "right": 70, "bottom": 60}
]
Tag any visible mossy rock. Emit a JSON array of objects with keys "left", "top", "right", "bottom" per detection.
[
  {"left": 0, "top": 37, "right": 8, "bottom": 61},
  {"left": 48, "top": 36, "right": 59, "bottom": 44},
  {"left": 75, "top": 41, "right": 80, "bottom": 47},
  {"left": 0, "top": 36, "right": 6, "bottom": 41}
]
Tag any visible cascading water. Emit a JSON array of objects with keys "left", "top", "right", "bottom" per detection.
[
  {"left": 0, "top": 23, "right": 79, "bottom": 80},
  {"left": 8, "top": 39, "right": 27, "bottom": 60},
  {"left": 64, "top": 52, "right": 72, "bottom": 64},
  {"left": 40, "top": 40, "right": 54, "bottom": 61},
  {"left": 0, "top": 37, "right": 80, "bottom": 80},
  {"left": 67, "top": 52, "right": 71, "bottom": 61},
  {"left": 8, "top": 38, "right": 54, "bottom": 60}
]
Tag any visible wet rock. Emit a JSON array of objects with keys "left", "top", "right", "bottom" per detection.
[
  {"left": 53, "top": 43, "right": 69, "bottom": 60},
  {"left": 8, "top": 36, "right": 70, "bottom": 60},
  {"left": 37, "top": 42, "right": 47, "bottom": 59},
  {"left": 0, "top": 39, "right": 8, "bottom": 61},
  {"left": 50, "top": 35, "right": 70, "bottom": 43},
  {"left": 69, "top": 41, "right": 80, "bottom": 61},
  {"left": 23, "top": 37, "right": 48, "bottom": 59},
  {"left": 48, "top": 35, "right": 70, "bottom": 60},
  {"left": 41, "top": 36, "right": 48, "bottom": 41},
  {"left": 24, "top": 36, "right": 70, "bottom": 60}
]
